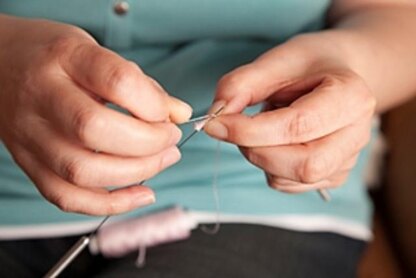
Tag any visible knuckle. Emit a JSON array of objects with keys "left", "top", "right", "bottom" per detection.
[
  {"left": 57, "top": 200, "right": 73, "bottom": 213},
  {"left": 218, "top": 67, "right": 254, "bottom": 96},
  {"left": 217, "top": 72, "right": 236, "bottom": 91},
  {"left": 105, "top": 62, "right": 138, "bottom": 97},
  {"left": 45, "top": 24, "right": 91, "bottom": 50},
  {"left": 72, "top": 108, "right": 103, "bottom": 145},
  {"left": 266, "top": 174, "right": 280, "bottom": 190},
  {"left": 39, "top": 31, "right": 93, "bottom": 71},
  {"left": 49, "top": 192, "right": 74, "bottom": 213},
  {"left": 106, "top": 200, "right": 124, "bottom": 215},
  {"left": 286, "top": 108, "right": 316, "bottom": 142},
  {"left": 46, "top": 35, "right": 82, "bottom": 60},
  {"left": 299, "top": 155, "right": 328, "bottom": 183},
  {"left": 245, "top": 148, "right": 261, "bottom": 166},
  {"left": 61, "top": 158, "right": 89, "bottom": 185}
]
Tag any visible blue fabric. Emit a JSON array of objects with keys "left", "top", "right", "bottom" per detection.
[{"left": 0, "top": 0, "right": 372, "bottom": 231}]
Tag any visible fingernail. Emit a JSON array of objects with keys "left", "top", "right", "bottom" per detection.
[
  {"left": 162, "top": 147, "right": 181, "bottom": 168},
  {"left": 169, "top": 126, "right": 182, "bottom": 145},
  {"left": 169, "top": 97, "right": 193, "bottom": 124},
  {"left": 204, "top": 120, "right": 228, "bottom": 140},
  {"left": 134, "top": 188, "right": 156, "bottom": 207},
  {"left": 208, "top": 100, "right": 227, "bottom": 115}
]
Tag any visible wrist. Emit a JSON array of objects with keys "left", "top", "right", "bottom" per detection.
[{"left": 291, "top": 30, "right": 389, "bottom": 111}]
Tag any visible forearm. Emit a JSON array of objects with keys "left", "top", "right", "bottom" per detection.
[{"left": 327, "top": 4, "right": 416, "bottom": 113}]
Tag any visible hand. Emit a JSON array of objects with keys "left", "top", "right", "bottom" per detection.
[
  {"left": 205, "top": 34, "right": 376, "bottom": 193},
  {"left": 0, "top": 15, "right": 192, "bottom": 215}
]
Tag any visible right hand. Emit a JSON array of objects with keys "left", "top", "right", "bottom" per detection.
[{"left": 0, "top": 15, "right": 192, "bottom": 215}]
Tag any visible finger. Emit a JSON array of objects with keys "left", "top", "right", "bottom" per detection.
[
  {"left": 148, "top": 77, "right": 193, "bottom": 124},
  {"left": 168, "top": 96, "right": 193, "bottom": 124},
  {"left": 212, "top": 42, "right": 314, "bottom": 114},
  {"left": 62, "top": 42, "right": 170, "bottom": 122},
  {"left": 24, "top": 121, "right": 180, "bottom": 187},
  {"left": 40, "top": 77, "right": 182, "bottom": 156},
  {"left": 11, "top": 148, "right": 155, "bottom": 216},
  {"left": 266, "top": 171, "right": 349, "bottom": 193},
  {"left": 205, "top": 74, "right": 375, "bottom": 146},
  {"left": 240, "top": 122, "right": 370, "bottom": 183}
]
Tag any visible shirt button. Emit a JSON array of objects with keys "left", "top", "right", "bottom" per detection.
[{"left": 113, "top": 1, "right": 129, "bottom": 15}]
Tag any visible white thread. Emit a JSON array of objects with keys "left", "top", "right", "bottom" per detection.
[
  {"left": 201, "top": 140, "right": 221, "bottom": 235},
  {"left": 135, "top": 245, "right": 146, "bottom": 268},
  {"left": 88, "top": 111, "right": 224, "bottom": 266}
]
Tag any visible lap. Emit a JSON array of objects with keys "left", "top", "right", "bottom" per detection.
[{"left": 0, "top": 224, "right": 366, "bottom": 278}]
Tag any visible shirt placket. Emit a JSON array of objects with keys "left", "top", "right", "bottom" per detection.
[{"left": 104, "top": 0, "right": 134, "bottom": 50}]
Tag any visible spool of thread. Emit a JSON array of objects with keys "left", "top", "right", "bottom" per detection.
[{"left": 89, "top": 207, "right": 197, "bottom": 265}]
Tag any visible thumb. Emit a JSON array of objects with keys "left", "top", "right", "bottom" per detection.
[
  {"left": 148, "top": 78, "right": 193, "bottom": 123},
  {"left": 210, "top": 42, "right": 312, "bottom": 114},
  {"left": 168, "top": 96, "right": 193, "bottom": 124}
]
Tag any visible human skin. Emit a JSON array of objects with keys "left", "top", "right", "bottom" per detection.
[
  {"left": 2, "top": 1, "right": 416, "bottom": 216},
  {"left": 0, "top": 15, "right": 192, "bottom": 215},
  {"left": 205, "top": 0, "right": 416, "bottom": 193}
]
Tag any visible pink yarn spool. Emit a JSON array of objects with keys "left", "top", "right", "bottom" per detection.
[{"left": 89, "top": 207, "right": 197, "bottom": 264}]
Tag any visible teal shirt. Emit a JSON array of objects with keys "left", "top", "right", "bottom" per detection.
[{"left": 0, "top": 0, "right": 372, "bottom": 230}]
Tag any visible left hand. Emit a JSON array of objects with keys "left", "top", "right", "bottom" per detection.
[{"left": 205, "top": 34, "right": 376, "bottom": 193}]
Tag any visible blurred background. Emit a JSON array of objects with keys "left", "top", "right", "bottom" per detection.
[{"left": 359, "top": 96, "right": 416, "bottom": 278}]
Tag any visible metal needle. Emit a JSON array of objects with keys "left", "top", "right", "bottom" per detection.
[
  {"left": 44, "top": 105, "right": 329, "bottom": 277},
  {"left": 44, "top": 107, "right": 225, "bottom": 278},
  {"left": 318, "top": 189, "right": 331, "bottom": 202},
  {"left": 43, "top": 236, "right": 90, "bottom": 278},
  {"left": 183, "top": 114, "right": 211, "bottom": 124}
]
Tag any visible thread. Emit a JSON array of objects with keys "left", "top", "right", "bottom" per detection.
[
  {"left": 88, "top": 113, "right": 223, "bottom": 266},
  {"left": 136, "top": 245, "right": 146, "bottom": 268},
  {"left": 47, "top": 108, "right": 226, "bottom": 276},
  {"left": 201, "top": 140, "right": 221, "bottom": 235}
]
